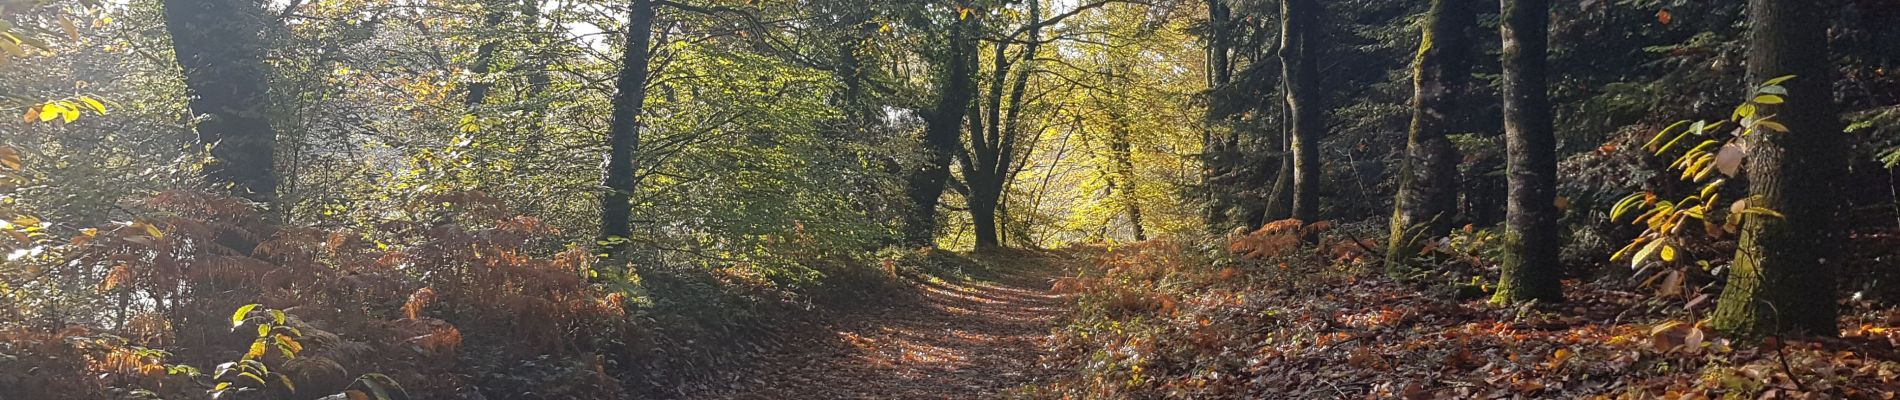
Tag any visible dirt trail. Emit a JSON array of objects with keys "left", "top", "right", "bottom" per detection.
[{"left": 703, "top": 255, "right": 1067, "bottom": 399}]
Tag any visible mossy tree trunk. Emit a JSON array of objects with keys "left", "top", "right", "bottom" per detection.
[
  {"left": 161, "top": 0, "right": 281, "bottom": 206},
  {"left": 1278, "top": 0, "right": 1325, "bottom": 223},
  {"left": 1492, "top": 0, "right": 1564, "bottom": 304},
  {"left": 1710, "top": 0, "right": 1845, "bottom": 338},
  {"left": 1385, "top": 0, "right": 1473, "bottom": 273}
]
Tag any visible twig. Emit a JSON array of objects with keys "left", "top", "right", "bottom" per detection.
[
  {"left": 1337, "top": 225, "right": 1387, "bottom": 267},
  {"left": 1769, "top": 335, "right": 1809, "bottom": 392}
]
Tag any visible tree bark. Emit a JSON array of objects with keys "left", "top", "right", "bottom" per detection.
[
  {"left": 1110, "top": 114, "right": 1147, "bottom": 241},
  {"left": 161, "top": 0, "right": 280, "bottom": 206},
  {"left": 1491, "top": 0, "right": 1563, "bottom": 304},
  {"left": 1279, "top": 0, "right": 1326, "bottom": 223},
  {"left": 1263, "top": 69, "right": 1295, "bottom": 224},
  {"left": 903, "top": 7, "right": 979, "bottom": 247},
  {"left": 1201, "top": 0, "right": 1237, "bottom": 232},
  {"left": 960, "top": 0, "right": 1043, "bottom": 250},
  {"left": 1710, "top": 0, "right": 1844, "bottom": 338},
  {"left": 1385, "top": 0, "right": 1472, "bottom": 272},
  {"left": 597, "top": 0, "right": 653, "bottom": 267}
]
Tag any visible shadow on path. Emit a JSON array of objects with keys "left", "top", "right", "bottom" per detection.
[{"left": 701, "top": 252, "right": 1065, "bottom": 399}]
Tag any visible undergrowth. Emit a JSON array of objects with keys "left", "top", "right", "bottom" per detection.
[{"left": 0, "top": 190, "right": 919, "bottom": 399}]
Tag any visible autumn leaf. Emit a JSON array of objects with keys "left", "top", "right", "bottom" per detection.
[
  {"left": 1545, "top": 348, "right": 1573, "bottom": 371},
  {"left": 0, "top": 146, "right": 20, "bottom": 170}
]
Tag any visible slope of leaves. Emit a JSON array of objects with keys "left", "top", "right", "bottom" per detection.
[{"left": 1038, "top": 230, "right": 1900, "bottom": 399}]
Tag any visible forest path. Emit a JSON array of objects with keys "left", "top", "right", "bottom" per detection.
[{"left": 704, "top": 251, "right": 1069, "bottom": 399}]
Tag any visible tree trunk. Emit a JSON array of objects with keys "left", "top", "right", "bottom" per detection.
[
  {"left": 1385, "top": 0, "right": 1472, "bottom": 272},
  {"left": 1263, "top": 154, "right": 1295, "bottom": 222},
  {"left": 1110, "top": 119, "right": 1147, "bottom": 241},
  {"left": 161, "top": 0, "right": 280, "bottom": 206},
  {"left": 1279, "top": 0, "right": 1326, "bottom": 223},
  {"left": 903, "top": 9, "right": 978, "bottom": 247},
  {"left": 463, "top": 4, "right": 508, "bottom": 108},
  {"left": 1263, "top": 77, "right": 1295, "bottom": 224},
  {"left": 1710, "top": 0, "right": 1843, "bottom": 338},
  {"left": 962, "top": 0, "right": 1043, "bottom": 250},
  {"left": 970, "top": 188, "right": 1000, "bottom": 248},
  {"left": 520, "top": 0, "right": 552, "bottom": 155},
  {"left": 1464, "top": 154, "right": 1505, "bottom": 227},
  {"left": 1201, "top": 0, "right": 1236, "bottom": 232},
  {"left": 597, "top": 0, "right": 653, "bottom": 268},
  {"left": 1491, "top": 0, "right": 1563, "bottom": 304}
]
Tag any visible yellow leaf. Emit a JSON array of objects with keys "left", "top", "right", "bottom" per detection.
[
  {"left": 1742, "top": 207, "right": 1784, "bottom": 219},
  {"left": 1610, "top": 237, "right": 1646, "bottom": 261},
  {"left": 232, "top": 303, "right": 259, "bottom": 328},
  {"left": 37, "top": 103, "right": 62, "bottom": 122},
  {"left": 1660, "top": 245, "right": 1678, "bottom": 262},
  {"left": 1733, "top": 103, "right": 1756, "bottom": 120},
  {"left": 1632, "top": 239, "right": 1665, "bottom": 268},
  {"left": 1752, "top": 94, "right": 1784, "bottom": 105},
  {"left": 80, "top": 97, "right": 106, "bottom": 114},
  {"left": 1755, "top": 120, "right": 1788, "bottom": 133}
]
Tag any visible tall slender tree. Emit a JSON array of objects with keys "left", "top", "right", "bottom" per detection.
[
  {"left": 1710, "top": 0, "right": 1844, "bottom": 337},
  {"left": 1262, "top": 69, "right": 1293, "bottom": 223},
  {"left": 597, "top": 0, "right": 654, "bottom": 269},
  {"left": 1201, "top": 0, "right": 1237, "bottom": 231},
  {"left": 1100, "top": 61, "right": 1147, "bottom": 241},
  {"left": 1109, "top": 120, "right": 1147, "bottom": 241},
  {"left": 519, "top": 0, "right": 553, "bottom": 156},
  {"left": 1491, "top": 0, "right": 1563, "bottom": 304},
  {"left": 1385, "top": 0, "right": 1473, "bottom": 272},
  {"left": 1278, "top": 0, "right": 1324, "bottom": 223},
  {"left": 161, "top": 0, "right": 281, "bottom": 206}
]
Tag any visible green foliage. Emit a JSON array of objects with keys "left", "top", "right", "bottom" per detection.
[{"left": 1610, "top": 77, "right": 1796, "bottom": 297}]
